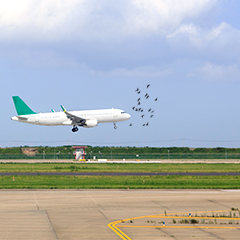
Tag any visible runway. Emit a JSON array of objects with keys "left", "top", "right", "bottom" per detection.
[{"left": 0, "top": 189, "right": 239, "bottom": 239}]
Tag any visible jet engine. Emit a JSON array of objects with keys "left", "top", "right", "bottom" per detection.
[{"left": 83, "top": 119, "right": 98, "bottom": 128}]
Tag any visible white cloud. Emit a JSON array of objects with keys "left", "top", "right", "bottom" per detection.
[
  {"left": 127, "top": 0, "right": 217, "bottom": 36},
  {"left": 167, "top": 22, "right": 237, "bottom": 48},
  {"left": 166, "top": 21, "right": 240, "bottom": 66},
  {"left": 1, "top": 0, "right": 240, "bottom": 76},
  {"left": 192, "top": 62, "right": 240, "bottom": 81},
  {"left": 0, "top": 0, "right": 217, "bottom": 42},
  {"left": 207, "top": 22, "right": 230, "bottom": 41},
  {"left": 0, "top": 0, "right": 86, "bottom": 41},
  {"left": 93, "top": 65, "right": 172, "bottom": 78}
]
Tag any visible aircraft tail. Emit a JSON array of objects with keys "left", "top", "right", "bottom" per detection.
[{"left": 12, "top": 96, "right": 36, "bottom": 115}]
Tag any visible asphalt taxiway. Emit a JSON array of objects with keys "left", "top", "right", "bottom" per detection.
[{"left": 0, "top": 190, "right": 239, "bottom": 239}]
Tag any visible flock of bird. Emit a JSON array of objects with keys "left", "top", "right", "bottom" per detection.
[{"left": 129, "top": 84, "right": 158, "bottom": 127}]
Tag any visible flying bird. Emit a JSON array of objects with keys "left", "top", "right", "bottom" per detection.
[
  {"left": 150, "top": 115, "right": 154, "bottom": 118},
  {"left": 132, "top": 107, "right": 135, "bottom": 110},
  {"left": 137, "top": 98, "right": 140, "bottom": 101},
  {"left": 141, "top": 115, "right": 144, "bottom": 118},
  {"left": 151, "top": 110, "right": 154, "bottom": 113},
  {"left": 129, "top": 123, "right": 132, "bottom": 126},
  {"left": 147, "top": 84, "right": 150, "bottom": 88},
  {"left": 137, "top": 91, "right": 141, "bottom": 94},
  {"left": 148, "top": 108, "right": 152, "bottom": 112},
  {"left": 155, "top": 98, "right": 158, "bottom": 101},
  {"left": 138, "top": 102, "right": 140, "bottom": 105},
  {"left": 135, "top": 88, "right": 139, "bottom": 92},
  {"left": 143, "top": 124, "right": 145, "bottom": 126},
  {"left": 146, "top": 122, "right": 149, "bottom": 126}
]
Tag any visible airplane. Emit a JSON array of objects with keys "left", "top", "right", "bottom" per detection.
[{"left": 11, "top": 96, "right": 131, "bottom": 132}]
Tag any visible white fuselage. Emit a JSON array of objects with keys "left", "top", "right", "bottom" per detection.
[{"left": 11, "top": 108, "right": 131, "bottom": 127}]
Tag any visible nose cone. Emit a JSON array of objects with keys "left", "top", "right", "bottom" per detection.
[
  {"left": 11, "top": 116, "right": 18, "bottom": 121},
  {"left": 126, "top": 113, "right": 131, "bottom": 120}
]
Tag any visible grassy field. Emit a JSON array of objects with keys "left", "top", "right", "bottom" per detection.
[
  {"left": 0, "top": 163, "right": 239, "bottom": 189},
  {"left": 0, "top": 163, "right": 240, "bottom": 172},
  {"left": 0, "top": 175, "right": 240, "bottom": 189}
]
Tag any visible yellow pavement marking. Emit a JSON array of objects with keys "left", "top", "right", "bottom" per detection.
[
  {"left": 120, "top": 225, "right": 239, "bottom": 229},
  {"left": 108, "top": 209, "right": 240, "bottom": 240},
  {"left": 150, "top": 216, "right": 240, "bottom": 220},
  {"left": 108, "top": 221, "right": 132, "bottom": 240}
]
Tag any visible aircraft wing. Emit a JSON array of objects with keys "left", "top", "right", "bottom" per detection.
[{"left": 61, "top": 105, "right": 86, "bottom": 126}]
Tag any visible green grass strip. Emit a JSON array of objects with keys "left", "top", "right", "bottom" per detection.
[
  {"left": 0, "top": 163, "right": 240, "bottom": 173},
  {"left": 1, "top": 175, "right": 240, "bottom": 189}
]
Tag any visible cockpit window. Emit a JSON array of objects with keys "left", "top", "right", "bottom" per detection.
[{"left": 121, "top": 111, "right": 126, "bottom": 114}]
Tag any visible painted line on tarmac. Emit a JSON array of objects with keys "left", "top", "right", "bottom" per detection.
[
  {"left": 108, "top": 221, "right": 132, "bottom": 240},
  {"left": 108, "top": 214, "right": 165, "bottom": 239},
  {"left": 120, "top": 225, "right": 239, "bottom": 229},
  {"left": 108, "top": 209, "right": 240, "bottom": 240}
]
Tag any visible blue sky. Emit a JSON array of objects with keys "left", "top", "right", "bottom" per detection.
[{"left": 1, "top": 0, "right": 240, "bottom": 148}]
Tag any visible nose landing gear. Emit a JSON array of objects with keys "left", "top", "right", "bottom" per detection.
[
  {"left": 72, "top": 126, "right": 79, "bottom": 132},
  {"left": 113, "top": 122, "right": 117, "bottom": 129}
]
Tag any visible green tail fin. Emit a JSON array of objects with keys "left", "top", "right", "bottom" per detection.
[{"left": 12, "top": 96, "right": 36, "bottom": 115}]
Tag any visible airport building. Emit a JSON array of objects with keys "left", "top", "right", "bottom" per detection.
[{"left": 72, "top": 146, "right": 87, "bottom": 160}]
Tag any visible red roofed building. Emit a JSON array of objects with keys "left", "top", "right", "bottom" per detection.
[{"left": 72, "top": 146, "right": 87, "bottom": 160}]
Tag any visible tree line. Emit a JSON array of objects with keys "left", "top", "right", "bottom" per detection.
[{"left": 0, "top": 146, "right": 240, "bottom": 155}]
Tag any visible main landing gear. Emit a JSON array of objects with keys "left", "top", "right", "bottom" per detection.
[
  {"left": 72, "top": 126, "right": 78, "bottom": 132},
  {"left": 113, "top": 122, "right": 117, "bottom": 129}
]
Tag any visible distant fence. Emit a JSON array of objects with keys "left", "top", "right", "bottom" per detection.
[
  {"left": 1, "top": 153, "right": 240, "bottom": 160},
  {"left": 87, "top": 153, "right": 240, "bottom": 160},
  {"left": 0, "top": 154, "right": 73, "bottom": 160}
]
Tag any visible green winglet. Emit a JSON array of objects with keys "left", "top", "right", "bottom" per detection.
[
  {"left": 12, "top": 96, "right": 36, "bottom": 115},
  {"left": 60, "top": 105, "right": 66, "bottom": 112}
]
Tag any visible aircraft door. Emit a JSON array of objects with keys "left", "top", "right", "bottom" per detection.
[
  {"left": 35, "top": 115, "right": 39, "bottom": 123},
  {"left": 113, "top": 110, "right": 118, "bottom": 117}
]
